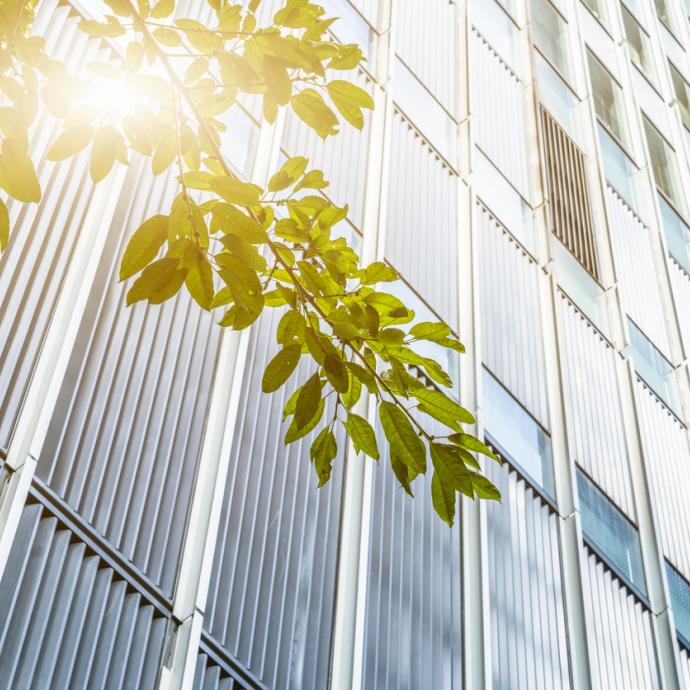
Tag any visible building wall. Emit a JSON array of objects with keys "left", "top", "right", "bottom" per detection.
[{"left": 1, "top": 0, "right": 690, "bottom": 689}]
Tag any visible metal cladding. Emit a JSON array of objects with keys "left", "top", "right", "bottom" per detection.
[{"left": 1, "top": 0, "right": 690, "bottom": 688}]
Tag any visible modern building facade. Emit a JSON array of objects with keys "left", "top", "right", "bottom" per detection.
[{"left": 0, "top": 0, "right": 690, "bottom": 688}]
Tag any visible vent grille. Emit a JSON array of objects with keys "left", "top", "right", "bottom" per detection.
[{"left": 540, "top": 106, "right": 600, "bottom": 280}]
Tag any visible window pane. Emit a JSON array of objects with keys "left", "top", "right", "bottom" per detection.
[
  {"left": 626, "top": 318, "right": 681, "bottom": 414},
  {"left": 531, "top": 0, "right": 571, "bottom": 80},
  {"left": 622, "top": 5, "right": 656, "bottom": 83},
  {"left": 577, "top": 469, "right": 647, "bottom": 595},
  {"left": 322, "top": 0, "right": 375, "bottom": 63},
  {"left": 659, "top": 194, "right": 690, "bottom": 274},
  {"left": 669, "top": 61, "right": 690, "bottom": 130},
  {"left": 482, "top": 368, "right": 556, "bottom": 498},
  {"left": 536, "top": 53, "right": 580, "bottom": 142},
  {"left": 598, "top": 124, "right": 638, "bottom": 210},
  {"left": 654, "top": 0, "right": 673, "bottom": 30},
  {"left": 588, "top": 51, "right": 627, "bottom": 146},
  {"left": 643, "top": 116, "right": 685, "bottom": 215},
  {"left": 666, "top": 561, "right": 690, "bottom": 645},
  {"left": 582, "top": 0, "right": 608, "bottom": 24},
  {"left": 391, "top": 58, "right": 457, "bottom": 163}
]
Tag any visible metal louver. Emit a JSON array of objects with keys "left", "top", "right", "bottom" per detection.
[{"left": 540, "top": 106, "right": 600, "bottom": 281}]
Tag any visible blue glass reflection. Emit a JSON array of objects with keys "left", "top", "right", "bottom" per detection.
[
  {"left": 577, "top": 469, "right": 647, "bottom": 596},
  {"left": 659, "top": 193, "right": 690, "bottom": 275},
  {"left": 598, "top": 125, "right": 637, "bottom": 210},
  {"left": 482, "top": 367, "right": 555, "bottom": 498},
  {"left": 666, "top": 561, "right": 690, "bottom": 646}
]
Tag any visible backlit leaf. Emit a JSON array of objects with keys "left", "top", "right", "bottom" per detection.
[
  {"left": 326, "top": 80, "right": 374, "bottom": 130},
  {"left": 90, "top": 125, "right": 122, "bottom": 183},
  {"left": 262, "top": 343, "right": 302, "bottom": 393},
  {"left": 47, "top": 125, "right": 93, "bottom": 161},
  {"left": 291, "top": 88, "right": 339, "bottom": 139},
  {"left": 345, "top": 414, "right": 379, "bottom": 460},
  {"left": 120, "top": 214, "right": 168, "bottom": 280},
  {"left": 379, "top": 401, "right": 425, "bottom": 474},
  {"left": 431, "top": 472, "right": 455, "bottom": 526},
  {"left": 0, "top": 139, "right": 40, "bottom": 202},
  {"left": 310, "top": 427, "right": 337, "bottom": 487}
]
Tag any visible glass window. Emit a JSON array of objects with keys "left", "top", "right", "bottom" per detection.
[
  {"left": 536, "top": 53, "right": 580, "bottom": 142},
  {"left": 626, "top": 318, "right": 681, "bottom": 414},
  {"left": 669, "top": 61, "right": 690, "bottom": 131},
  {"left": 553, "top": 239, "right": 610, "bottom": 333},
  {"left": 384, "top": 276, "right": 460, "bottom": 395},
  {"left": 322, "top": 0, "right": 375, "bottom": 64},
  {"left": 666, "top": 561, "right": 690, "bottom": 646},
  {"left": 582, "top": 0, "right": 608, "bottom": 25},
  {"left": 482, "top": 368, "right": 556, "bottom": 498},
  {"left": 654, "top": 0, "right": 674, "bottom": 32},
  {"left": 531, "top": 0, "right": 571, "bottom": 80},
  {"left": 588, "top": 51, "right": 628, "bottom": 147},
  {"left": 659, "top": 194, "right": 690, "bottom": 274},
  {"left": 471, "top": 0, "right": 520, "bottom": 69},
  {"left": 577, "top": 468, "right": 647, "bottom": 596},
  {"left": 621, "top": 5, "right": 656, "bottom": 84},
  {"left": 391, "top": 58, "right": 456, "bottom": 163},
  {"left": 221, "top": 106, "right": 258, "bottom": 178},
  {"left": 598, "top": 124, "right": 638, "bottom": 210},
  {"left": 643, "top": 116, "right": 686, "bottom": 215},
  {"left": 474, "top": 150, "right": 533, "bottom": 251}
]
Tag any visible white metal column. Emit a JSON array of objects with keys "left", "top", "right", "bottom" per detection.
[
  {"left": 157, "top": 117, "right": 285, "bottom": 690},
  {"left": 0, "top": 164, "right": 127, "bottom": 581}
]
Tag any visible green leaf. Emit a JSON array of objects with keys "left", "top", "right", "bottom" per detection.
[
  {"left": 211, "top": 176, "right": 262, "bottom": 206},
  {"left": 268, "top": 156, "right": 308, "bottom": 192},
  {"left": 295, "top": 373, "right": 322, "bottom": 430},
  {"left": 213, "top": 204, "right": 267, "bottom": 243},
  {"left": 0, "top": 198, "right": 8, "bottom": 251},
  {"left": 345, "top": 414, "right": 379, "bottom": 460},
  {"left": 430, "top": 443, "right": 473, "bottom": 497},
  {"left": 341, "top": 371, "right": 361, "bottom": 409},
  {"left": 291, "top": 88, "right": 339, "bottom": 139},
  {"left": 78, "top": 19, "right": 126, "bottom": 38},
  {"left": 262, "top": 344, "right": 302, "bottom": 393},
  {"left": 150, "top": 0, "right": 175, "bottom": 18},
  {"left": 390, "top": 453, "right": 414, "bottom": 496},
  {"left": 346, "top": 361, "right": 377, "bottom": 394},
  {"left": 310, "top": 427, "right": 337, "bottom": 487},
  {"left": 294, "top": 169, "right": 328, "bottom": 192},
  {"left": 277, "top": 310, "right": 304, "bottom": 345},
  {"left": 326, "top": 80, "right": 374, "bottom": 129},
  {"left": 90, "top": 125, "right": 122, "bottom": 183},
  {"left": 324, "top": 353, "right": 348, "bottom": 393},
  {"left": 183, "top": 245, "right": 214, "bottom": 310},
  {"left": 104, "top": 0, "right": 133, "bottom": 16},
  {"left": 0, "top": 139, "right": 40, "bottom": 202},
  {"left": 449, "top": 433, "right": 499, "bottom": 461},
  {"left": 328, "top": 44, "right": 363, "bottom": 70},
  {"left": 120, "top": 215, "right": 168, "bottom": 280},
  {"left": 413, "top": 388, "right": 475, "bottom": 430},
  {"left": 410, "top": 322, "right": 452, "bottom": 342},
  {"left": 126, "top": 257, "right": 186, "bottom": 305},
  {"left": 285, "top": 397, "right": 325, "bottom": 443},
  {"left": 378, "top": 401, "right": 425, "bottom": 474},
  {"left": 431, "top": 472, "right": 455, "bottom": 526},
  {"left": 152, "top": 27, "right": 181, "bottom": 46},
  {"left": 47, "top": 125, "right": 93, "bottom": 161},
  {"left": 361, "top": 261, "right": 397, "bottom": 285},
  {"left": 471, "top": 473, "right": 501, "bottom": 501}
]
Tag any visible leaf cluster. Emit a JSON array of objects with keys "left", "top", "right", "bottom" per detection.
[{"left": 0, "top": 0, "right": 501, "bottom": 524}]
